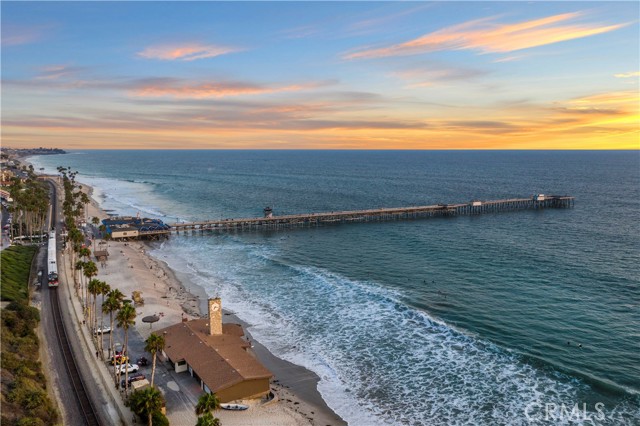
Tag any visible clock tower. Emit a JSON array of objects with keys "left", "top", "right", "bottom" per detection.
[{"left": 208, "top": 298, "right": 222, "bottom": 335}]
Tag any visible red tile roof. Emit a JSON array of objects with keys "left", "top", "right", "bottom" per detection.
[{"left": 158, "top": 319, "right": 272, "bottom": 394}]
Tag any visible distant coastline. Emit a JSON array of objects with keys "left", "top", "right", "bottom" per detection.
[{"left": 3, "top": 147, "right": 67, "bottom": 158}]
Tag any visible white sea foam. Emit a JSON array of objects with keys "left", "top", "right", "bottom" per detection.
[
  {"left": 28, "top": 155, "right": 189, "bottom": 221},
  {"left": 151, "top": 235, "right": 640, "bottom": 426}
]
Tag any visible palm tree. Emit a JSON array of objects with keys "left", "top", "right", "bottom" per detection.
[
  {"left": 80, "top": 192, "right": 90, "bottom": 221},
  {"left": 88, "top": 279, "right": 102, "bottom": 337},
  {"left": 196, "top": 412, "right": 220, "bottom": 426},
  {"left": 128, "top": 387, "right": 164, "bottom": 426},
  {"left": 195, "top": 392, "right": 220, "bottom": 416},
  {"left": 78, "top": 246, "right": 91, "bottom": 296},
  {"left": 103, "top": 289, "right": 123, "bottom": 356},
  {"left": 98, "top": 281, "right": 111, "bottom": 359},
  {"left": 83, "top": 261, "right": 98, "bottom": 318},
  {"left": 116, "top": 303, "right": 136, "bottom": 393},
  {"left": 68, "top": 227, "right": 83, "bottom": 271},
  {"left": 98, "top": 224, "right": 106, "bottom": 239},
  {"left": 144, "top": 333, "right": 165, "bottom": 387},
  {"left": 91, "top": 216, "right": 100, "bottom": 249},
  {"left": 103, "top": 289, "right": 124, "bottom": 385},
  {"left": 79, "top": 246, "right": 91, "bottom": 261},
  {"left": 74, "top": 260, "right": 84, "bottom": 294}
]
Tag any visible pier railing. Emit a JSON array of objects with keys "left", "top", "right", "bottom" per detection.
[{"left": 168, "top": 195, "right": 574, "bottom": 233}]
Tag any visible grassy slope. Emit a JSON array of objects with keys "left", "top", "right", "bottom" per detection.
[
  {"left": 1, "top": 245, "right": 59, "bottom": 425},
  {"left": 1, "top": 245, "right": 37, "bottom": 302}
]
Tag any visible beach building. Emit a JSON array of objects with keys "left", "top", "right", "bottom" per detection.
[
  {"left": 158, "top": 298, "right": 273, "bottom": 402},
  {"left": 102, "top": 216, "right": 170, "bottom": 240}
]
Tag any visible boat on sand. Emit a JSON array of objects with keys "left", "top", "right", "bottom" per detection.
[{"left": 220, "top": 403, "right": 249, "bottom": 411}]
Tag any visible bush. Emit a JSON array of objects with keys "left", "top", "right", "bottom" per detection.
[
  {"left": 151, "top": 410, "right": 170, "bottom": 426},
  {"left": 16, "top": 416, "right": 46, "bottom": 426}
]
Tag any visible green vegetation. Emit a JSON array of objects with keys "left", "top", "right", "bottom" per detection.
[
  {"left": 1, "top": 246, "right": 37, "bottom": 302},
  {"left": 195, "top": 392, "right": 221, "bottom": 426},
  {"left": 128, "top": 387, "right": 167, "bottom": 426},
  {"left": 196, "top": 412, "right": 221, "bottom": 426},
  {"left": 144, "top": 332, "right": 165, "bottom": 387},
  {"left": 1, "top": 249, "right": 59, "bottom": 425},
  {"left": 5, "top": 170, "right": 49, "bottom": 241}
]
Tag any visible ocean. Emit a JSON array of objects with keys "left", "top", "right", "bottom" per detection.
[{"left": 29, "top": 150, "right": 640, "bottom": 425}]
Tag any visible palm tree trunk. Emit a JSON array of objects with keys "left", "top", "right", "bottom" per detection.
[
  {"left": 151, "top": 352, "right": 157, "bottom": 387},
  {"left": 99, "top": 295, "right": 106, "bottom": 359},
  {"left": 124, "top": 330, "right": 129, "bottom": 395},
  {"left": 109, "top": 313, "right": 114, "bottom": 359},
  {"left": 115, "top": 358, "right": 121, "bottom": 388},
  {"left": 94, "top": 295, "right": 99, "bottom": 344},
  {"left": 113, "top": 351, "right": 120, "bottom": 387},
  {"left": 87, "top": 294, "right": 92, "bottom": 333}
]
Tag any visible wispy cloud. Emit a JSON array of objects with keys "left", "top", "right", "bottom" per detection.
[
  {"left": 35, "top": 65, "right": 85, "bottom": 80},
  {"left": 344, "top": 12, "right": 627, "bottom": 59},
  {"left": 2, "top": 24, "right": 49, "bottom": 46},
  {"left": 137, "top": 43, "right": 240, "bottom": 61},
  {"left": 567, "top": 91, "right": 639, "bottom": 106},
  {"left": 279, "top": 25, "right": 321, "bottom": 40},
  {"left": 130, "top": 79, "right": 331, "bottom": 99},
  {"left": 347, "top": 4, "right": 434, "bottom": 35},
  {"left": 493, "top": 55, "right": 526, "bottom": 63},
  {"left": 4, "top": 88, "right": 637, "bottom": 149},
  {"left": 614, "top": 71, "right": 640, "bottom": 78},
  {"left": 391, "top": 64, "right": 488, "bottom": 88}
]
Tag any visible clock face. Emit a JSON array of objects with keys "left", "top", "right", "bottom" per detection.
[{"left": 212, "top": 304, "right": 220, "bottom": 311}]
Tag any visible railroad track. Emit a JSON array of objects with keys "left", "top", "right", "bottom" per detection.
[{"left": 49, "top": 287, "right": 102, "bottom": 426}]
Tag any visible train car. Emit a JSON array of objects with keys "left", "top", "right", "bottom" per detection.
[{"left": 48, "top": 230, "right": 58, "bottom": 287}]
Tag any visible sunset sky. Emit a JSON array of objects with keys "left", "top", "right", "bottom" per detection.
[{"left": 2, "top": 1, "right": 638, "bottom": 149}]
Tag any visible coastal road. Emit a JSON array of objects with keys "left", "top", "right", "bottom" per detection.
[{"left": 103, "top": 323, "right": 202, "bottom": 425}]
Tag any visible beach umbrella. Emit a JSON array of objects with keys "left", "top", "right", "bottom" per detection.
[{"left": 142, "top": 315, "right": 160, "bottom": 329}]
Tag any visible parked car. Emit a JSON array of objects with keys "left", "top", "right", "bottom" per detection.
[
  {"left": 93, "top": 325, "right": 112, "bottom": 335},
  {"left": 120, "top": 373, "right": 146, "bottom": 389},
  {"left": 116, "top": 363, "right": 139, "bottom": 374},
  {"left": 136, "top": 356, "right": 148, "bottom": 366},
  {"left": 110, "top": 355, "right": 129, "bottom": 365}
]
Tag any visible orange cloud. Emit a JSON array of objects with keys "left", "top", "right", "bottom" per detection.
[
  {"left": 137, "top": 43, "right": 239, "bottom": 61},
  {"left": 567, "top": 91, "right": 639, "bottom": 106},
  {"left": 345, "top": 12, "right": 627, "bottom": 59},
  {"left": 3, "top": 83, "right": 637, "bottom": 149},
  {"left": 614, "top": 71, "right": 640, "bottom": 78},
  {"left": 131, "top": 80, "right": 327, "bottom": 99},
  {"left": 35, "top": 65, "right": 85, "bottom": 80}
]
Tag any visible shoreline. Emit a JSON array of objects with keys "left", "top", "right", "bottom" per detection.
[{"left": 80, "top": 180, "right": 347, "bottom": 426}]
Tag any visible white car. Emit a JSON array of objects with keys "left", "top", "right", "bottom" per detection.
[
  {"left": 93, "top": 325, "right": 112, "bottom": 335},
  {"left": 116, "top": 363, "right": 139, "bottom": 374}
]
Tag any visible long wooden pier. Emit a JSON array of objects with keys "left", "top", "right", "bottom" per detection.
[{"left": 168, "top": 195, "right": 574, "bottom": 234}]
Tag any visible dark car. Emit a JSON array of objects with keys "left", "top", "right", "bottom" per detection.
[
  {"left": 120, "top": 373, "right": 146, "bottom": 388},
  {"left": 136, "top": 356, "right": 149, "bottom": 366}
]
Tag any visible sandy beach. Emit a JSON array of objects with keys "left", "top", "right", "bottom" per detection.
[{"left": 82, "top": 185, "right": 346, "bottom": 426}]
